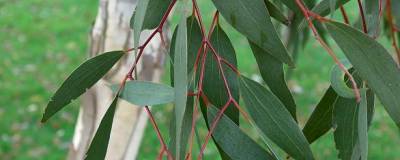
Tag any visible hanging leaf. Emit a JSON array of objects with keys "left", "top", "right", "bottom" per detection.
[
  {"left": 249, "top": 41, "right": 297, "bottom": 120},
  {"left": 41, "top": 51, "right": 124, "bottom": 122},
  {"left": 326, "top": 21, "right": 400, "bottom": 128},
  {"left": 130, "top": 0, "right": 171, "bottom": 30},
  {"left": 132, "top": 0, "right": 150, "bottom": 50},
  {"left": 203, "top": 24, "right": 240, "bottom": 124},
  {"left": 239, "top": 76, "right": 314, "bottom": 160},
  {"left": 207, "top": 105, "right": 276, "bottom": 160},
  {"left": 211, "top": 0, "right": 294, "bottom": 65},
  {"left": 303, "top": 87, "right": 338, "bottom": 143},
  {"left": 358, "top": 89, "right": 368, "bottom": 160},
  {"left": 392, "top": 0, "right": 400, "bottom": 28},
  {"left": 173, "top": 9, "right": 189, "bottom": 160},
  {"left": 112, "top": 80, "right": 174, "bottom": 106},
  {"left": 365, "top": 0, "right": 381, "bottom": 37},
  {"left": 333, "top": 96, "right": 360, "bottom": 160},
  {"left": 168, "top": 96, "right": 193, "bottom": 159},
  {"left": 85, "top": 96, "right": 118, "bottom": 160},
  {"left": 264, "top": 0, "right": 289, "bottom": 25},
  {"left": 169, "top": 15, "right": 203, "bottom": 84},
  {"left": 330, "top": 62, "right": 356, "bottom": 99}
]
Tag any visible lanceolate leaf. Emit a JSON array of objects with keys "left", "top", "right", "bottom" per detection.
[
  {"left": 303, "top": 87, "right": 338, "bottom": 143},
  {"left": 207, "top": 106, "right": 276, "bottom": 160},
  {"left": 264, "top": 0, "right": 289, "bottom": 25},
  {"left": 333, "top": 96, "right": 360, "bottom": 160},
  {"left": 132, "top": 0, "right": 150, "bottom": 50},
  {"left": 239, "top": 76, "right": 314, "bottom": 160},
  {"left": 212, "top": 0, "right": 294, "bottom": 65},
  {"left": 174, "top": 14, "right": 188, "bottom": 160},
  {"left": 392, "top": 0, "right": 400, "bottom": 28},
  {"left": 330, "top": 63, "right": 356, "bottom": 99},
  {"left": 333, "top": 89, "right": 374, "bottom": 160},
  {"left": 114, "top": 80, "right": 174, "bottom": 106},
  {"left": 85, "top": 96, "right": 118, "bottom": 160},
  {"left": 203, "top": 24, "right": 240, "bottom": 124},
  {"left": 249, "top": 41, "right": 297, "bottom": 120},
  {"left": 169, "top": 15, "right": 203, "bottom": 83},
  {"left": 168, "top": 96, "right": 193, "bottom": 159},
  {"left": 42, "top": 51, "right": 124, "bottom": 122},
  {"left": 326, "top": 21, "right": 400, "bottom": 128},
  {"left": 168, "top": 16, "right": 201, "bottom": 159},
  {"left": 365, "top": 0, "right": 381, "bottom": 37},
  {"left": 130, "top": 0, "right": 171, "bottom": 30},
  {"left": 358, "top": 89, "right": 368, "bottom": 160}
]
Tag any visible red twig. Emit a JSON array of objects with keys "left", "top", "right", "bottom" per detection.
[
  {"left": 357, "top": 0, "right": 368, "bottom": 33},
  {"left": 386, "top": 0, "right": 400, "bottom": 64},
  {"left": 145, "top": 106, "right": 173, "bottom": 160},
  {"left": 294, "top": 0, "right": 361, "bottom": 102},
  {"left": 339, "top": 5, "right": 350, "bottom": 24}
]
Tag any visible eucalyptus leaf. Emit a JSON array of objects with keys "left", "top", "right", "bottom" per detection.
[
  {"left": 174, "top": 13, "right": 188, "bottom": 160},
  {"left": 85, "top": 96, "right": 118, "bottom": 160},
  {"left": 303, "top": 87, "right": 337, "bottom": 143},
  {"left": 132, "top": 0, "right": 150, "bottom": 50},
  {"left": 42, "top": 51, "right": 124, "bottom": 122},
  {"left": 365, "top": 0, "right": 381, "bottom": 37},
  {"left": 203, "top": 24, "right": 240, "bottom": 124},
  {"left": 326, "top": 21, "right": 400, "bottom": 128},
  {"left": 333, "top": 96, "right": 360, "bottom": 160},
  {"left": 212, "top": 0, "right": 293, "bottom": 65},
  {"left": 113, "top": 80, "right": 174, "bottom": 106},
  {"left": 264, "top": 0, "right": 289, "bottom": 25},
  {"left": 330, "top": 62, "right": 356, "bottom": 98},
  {"left": 207, "top": 106, "right": 276, "bottom": 160},
  {"left": 130, "top": 0, "right": 171, "bottom": 30},
  {"left": 249, "top": 41, "right": 297, "bottom": 120},
  {"left": 239, "top": 76, "right": 314, "bottom": 160},
  {"left": 358, "top": 89, "right": 368, "bottom": 160}
]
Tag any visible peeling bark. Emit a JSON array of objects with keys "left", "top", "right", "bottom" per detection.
[{"left": 67, "top": 0, "right": 168, "bottom": 159}]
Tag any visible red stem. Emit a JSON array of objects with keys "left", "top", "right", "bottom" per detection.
[
  {"left": 357, "top": 0, "right": 368, "bottom": 33},
  {"left": 145, "top": 106, "right": 173, "bottom": 160},
  {"left": 386, "top": 0, "right": 400, "bottom": 64},
  {"left": 294, "top": 0, "right": 361, "bottom": 102},
  {"left": 339, "top": 5, "right": 350, "bottom": 24}
]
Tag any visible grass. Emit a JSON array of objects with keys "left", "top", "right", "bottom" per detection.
[{"left": 1, "top": 0, "right": 399, "bottom": 159}]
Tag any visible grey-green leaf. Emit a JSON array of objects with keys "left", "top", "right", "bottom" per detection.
[
  {"left": 333, "top": 96, "right": 360, "bottom": 160},
  {"left": 365, "top": 0, "right": 381, "bottom": 37},
  {"left": 85, "top": 96, "right": 118, "bottom": 160},
  {"left": 132, "top": 0, "right": 150, "bottom": 50},
  {"left": 203, "top": 24, "right": 240, "bottom": 124},
  {"left": 130, "top": 0, "right": 171, "bottom": 30},
  {"left": 239, "top": 76, "right": 314, "bottom": 160},
  {"left": 358, "top": 89, "right": 368, "bottom": 160},
  {"left": 115, "top": 80, "right": 174, "bottom": 106},
  {"left": 249, "top": 41, "right": 297, "bottom": 120},
  {"left": 174, "top": 14, "right": 188, "bottom": 160},
  {"left": 264, "top": 0, "right": 289, "bottom": 25},
  {"left": 207, "top": 105, "right": 276, "bottom": 160},
  {"left": 212, "top": 0, "right": 293, "bottom": 65},
  {"left": 42, "top": 51, "right": 124, "bottom": 122},
  {"left": 326, "top": 21, "right": 400, "bottom": 128},
  {"left": 330, "top": 62, "right": 356, "bottom": 98},
  {"left": 303, "top": 87, "right": 337, "bottom": 143}
]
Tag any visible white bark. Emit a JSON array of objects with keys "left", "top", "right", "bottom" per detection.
[{"left": 67, "top": 0, "right": 168, "bottom": 159}]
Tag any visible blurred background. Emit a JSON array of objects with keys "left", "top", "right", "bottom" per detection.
[{"left": 1, "top": 0, "right": 399, "bottom": 159}]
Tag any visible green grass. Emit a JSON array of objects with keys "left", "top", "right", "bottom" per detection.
[{"left": 1, "top": 0, "right": 400, "bottom": 160}]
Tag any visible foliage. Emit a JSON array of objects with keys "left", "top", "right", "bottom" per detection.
[{"left": 40, "top": 0, "right": 400, "bottom": 159}]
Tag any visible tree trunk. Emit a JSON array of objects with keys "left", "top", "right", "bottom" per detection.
[{"left": 67, "top": 0, "right": 168, "bottom": 159}]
